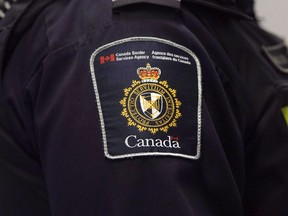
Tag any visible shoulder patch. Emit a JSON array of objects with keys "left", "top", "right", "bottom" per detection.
[{"left": 90, "top": 37, "right": 202, "bottom": 160}]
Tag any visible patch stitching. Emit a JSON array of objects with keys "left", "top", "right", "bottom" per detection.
[{"left": 90, "top": 37, "right": 202, "bottom": 160}]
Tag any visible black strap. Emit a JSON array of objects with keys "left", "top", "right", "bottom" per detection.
[{"left": 113, "top": 0, "right": 181, "bottom": 9}]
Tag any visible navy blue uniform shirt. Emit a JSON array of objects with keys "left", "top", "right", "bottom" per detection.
[{"left": 0, "top": 0, "right": 288, "bottom": 215}]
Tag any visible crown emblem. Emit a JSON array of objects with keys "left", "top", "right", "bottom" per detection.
[
  {"left": 137, "top": 63, "right": 161, "bottom": 83},
  {"left": 120, "top": 63, "right": 182, "bottom": 134}
]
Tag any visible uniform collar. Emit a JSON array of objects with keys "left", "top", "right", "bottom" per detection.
[
  {"left": 235, "top": 0, "right": 254, "bottom": 16},
  {"left": 184, "top": 0, "right": 254, "bottom": 19}
]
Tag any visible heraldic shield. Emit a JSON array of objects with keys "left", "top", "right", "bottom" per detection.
[{"left": 140, "top": 92, "right": 163, "bottom": 120}]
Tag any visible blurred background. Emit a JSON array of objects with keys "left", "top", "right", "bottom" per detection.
[{"left": 256, "top": 0, "right": 288, "bottom": 41}]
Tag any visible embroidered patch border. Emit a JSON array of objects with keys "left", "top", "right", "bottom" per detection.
[{"left": 90, "top": 37, "right": 202, "bottom": 160}]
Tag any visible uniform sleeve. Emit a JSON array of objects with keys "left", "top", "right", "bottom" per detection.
[
  {"left": 5, "top": 1, "right": 284, "bottom": 216},
  {"left": 1, "top": 3, "right": 253, "bottom": 215},
  {"left": 0, "top": 13, "right": 51, "bottom": 216},
  {"left": 28, "top": 25, "right": 245, "bottom": 216}
]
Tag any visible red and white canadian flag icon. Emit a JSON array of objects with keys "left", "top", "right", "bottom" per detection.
[{"left": 100, "top": 54, "right": 115, "bottom": 64}]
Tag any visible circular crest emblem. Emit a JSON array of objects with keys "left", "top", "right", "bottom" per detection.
[{"left": 120, "top": 63, "right": 182, "bottom": 134}]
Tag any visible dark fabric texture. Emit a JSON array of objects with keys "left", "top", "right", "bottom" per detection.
[
  {"left": 188, "top": 6, "right": 288, "bottom": 215},
  {"left": 0, "top": 0, "right": 287, "bottom": 216}
]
